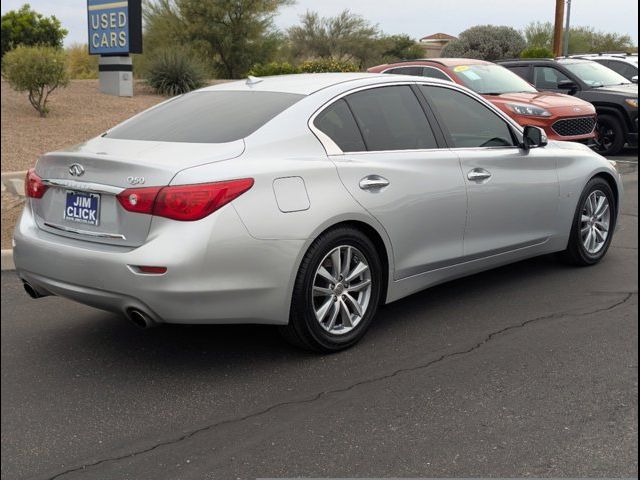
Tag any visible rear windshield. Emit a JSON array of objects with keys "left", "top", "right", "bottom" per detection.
[{"left": 105, "top": 91, "right": 304, "bottom": 143}]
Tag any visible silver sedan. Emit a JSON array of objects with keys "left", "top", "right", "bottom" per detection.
[{"left": 14, "top": 73, "right": 623, "bottom": 351}]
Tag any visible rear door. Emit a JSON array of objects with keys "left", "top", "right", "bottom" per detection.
[
  {"left": 418, "top": 84, "right": 560, "bottom": 257},
  {"left": 313, "top": 84, "right": 468, "bottom": 279}
]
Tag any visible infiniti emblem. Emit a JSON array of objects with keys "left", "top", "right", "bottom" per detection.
[
  {"left": 68, "top": 163, "right": 85, "bottom": 177},
  {"left": 573, "top": 107, "right": 582, "bottom": 112}
]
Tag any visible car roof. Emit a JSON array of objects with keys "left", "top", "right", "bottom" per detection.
[
  {"left": 200, "top": 73, "right": 386, "bottom": 95},
  {"left": 567, "top": 54, "right": 638, "bottom": 65},
  {"left": 374, "top": 58, "right": 491, "bottom": 69}
]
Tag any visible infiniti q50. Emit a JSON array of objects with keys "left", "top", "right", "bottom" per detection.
[{"left": 14, "top": 73, "right": 623, "bottom": 351}]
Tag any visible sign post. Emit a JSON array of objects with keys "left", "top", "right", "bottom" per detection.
[{"left": 87, "top": 0, "right": 143, "bottom": 97}]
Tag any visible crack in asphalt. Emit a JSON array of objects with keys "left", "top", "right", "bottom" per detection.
[
  {"left": 45, "top": 292, "right": 636, "bottom": 480},
  {"left": 612, "top": 245, "right": 638, "bottom": 250}
]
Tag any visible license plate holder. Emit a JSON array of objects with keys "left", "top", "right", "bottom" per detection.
[{"left": 64, "top": 191, "right": 100, "bottom": 226}]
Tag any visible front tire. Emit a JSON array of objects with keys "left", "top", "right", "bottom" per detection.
[
  {"left": 281, "top": 227, "right": 382, "bottom": 352},
  {"left": 560, "top": 177, "right": 616, "bottom": 266},
  {"left": 595, "top": 114, "right": 625, "bottom": 156}
]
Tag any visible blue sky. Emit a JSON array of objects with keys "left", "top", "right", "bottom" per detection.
[{"left": 2, "top": 0, "right": 638, "bottom": 46}]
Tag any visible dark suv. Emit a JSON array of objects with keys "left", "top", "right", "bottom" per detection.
[{"left": 499, "top": 58, "right": 638, "bottom": 155}]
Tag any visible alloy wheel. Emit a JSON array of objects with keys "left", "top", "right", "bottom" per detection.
[
  {"left": 580, "top": 190, "right": 611, "bottom": 255},
  {"left": 311, "top": 245, "right": 372, "bottom": 335}
]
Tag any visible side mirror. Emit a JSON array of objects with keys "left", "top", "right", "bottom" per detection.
[
  {"left": 558, "top": 79, "right": 579, "bottom": 93},
  {"left": 520, "top": 126, "right": 548, "bottom": 150},
  {"left": 632, "top": 76, "right": 638, "bottom": 84}
]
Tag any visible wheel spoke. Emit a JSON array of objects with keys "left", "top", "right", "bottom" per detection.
[
  {"left": 347, "top": 279, "right": 371, "bottom": 293},
  {"left": 315, "top": 298, "right": 334, "bottom": 322},
  {"left": 346, "top": 262, "right": 369, "bottom": 283},
  {"left": 339, "top": 299, "right": 353, "bottom": 327},
  {"left": 342, "top": 246, "right": 352, "bottom": 277},
  {"left": 594, "top": 196, "right": 607, "bottom": 217},
  {"left": 313, "top": 286, "right": 333, "bottom": 297},
  {"left": 330, "top": 249, "right": 342, "bottom": 280},
  {"left": 317, "top": 265, "right": 336, "bottom": 284},
  {"left": 343, "top": 293, "right": 363, "bottom": 317},
  {"left": 589, "top": 229, "right": 598, "bottom": 252},
  {"left": 326, "top": 302, "right": 340, "bottom": 331},
  {"left": 581, "top": 224, "right": 591, "bottom": 235},
  {"left": 593, "top": 226, "right": 606, "bottom": 242},
  {"left": 581, "top": 214, "right": 591, "bottom": 223}
]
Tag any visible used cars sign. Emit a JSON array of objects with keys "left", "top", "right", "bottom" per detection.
[{"left": 87, "top": 0, "right": 142, "bottom": 55}]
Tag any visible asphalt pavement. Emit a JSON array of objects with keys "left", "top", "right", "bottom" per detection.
[{"left": 2, "top": 155, "right": 638, "bottom": 480}]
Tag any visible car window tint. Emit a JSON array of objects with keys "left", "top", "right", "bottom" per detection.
[
  {"left": 420, "top": 85, "right": 515, "bottom": 148},
  {"left": 345, "top": 86, "right": 438, "bottom": 151},
  {"left": 505, "top": 65, "right": 531, "bottom": 81},
  {"left": 422, "top": 67, "right": 452, "bottom": 81},
  {"left": 533, "top": 66, "right": 571, "bottom": 89},
  {"left": 386, "top": 67, "right": 423, "bottom": 76},
  {"left": 106, "top": 91, "right": 304, "bottom": 143},
  {"left": 618, "top": 62, "right": 638, "bottom": 79},
  {"left": 313, "top": 99, "right": 366, "bottom": 152}
]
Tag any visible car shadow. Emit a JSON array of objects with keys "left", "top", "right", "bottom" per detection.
[{"left": 34, "top": 253, "right": 574, "bottom": 374}]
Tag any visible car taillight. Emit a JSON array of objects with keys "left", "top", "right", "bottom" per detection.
[
  {"left": 25, "top": 168, "right": 48, "bottom": 199},
  {"left": 116, "top": 179, "right": 254, "bottom": 221}
]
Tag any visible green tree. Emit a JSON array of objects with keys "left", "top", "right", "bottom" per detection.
[
  {"left": 523, "top": 21, "right": 635, "bottom": 54},
  {"left": 179, "top": 0, "right": 290, "bottom": 78},
  {"left": 378, "top": 34, "right": 424, "bottom": 61},
  {"left": 441, "top": 25, "right": 526, "bottom": 61},
  {"left": 1, "top": 45, "right": 69, "bottom": 117},
  {"left": 287, "top": 10, "right": 381, "bottom": 67},
  {"left": 1, "top": 4, "right": 67, "bottom": 57},
  {"left": 523, "top": 21, "right": 554, "bottom": 50}
]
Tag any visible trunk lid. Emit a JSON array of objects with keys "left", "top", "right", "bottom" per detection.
[{"left": 32, "top": 137, "right": 245, "bottom": 247}]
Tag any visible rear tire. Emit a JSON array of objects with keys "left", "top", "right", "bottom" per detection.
[
  {"left": 595, "top": 114, "right": 625, "bottom": 156},
  {"left": 559, "top": 177, "right": 616, "bottom": 266},
  {"left": 280, "top": 227, "right": 382, "bottom": 352}
]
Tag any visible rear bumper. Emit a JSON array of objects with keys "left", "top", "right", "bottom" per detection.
[{"left": 13, "top": 204, "right": 304, "bottom": 325}]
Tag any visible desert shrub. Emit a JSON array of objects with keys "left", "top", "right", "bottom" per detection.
[
  {"left": 298, "top": 58, "right": 359, "bottom": 73},
  {"left": 441, "top": 25, "right": 526, "bottom": 61},
  {"left": 1, "top": 45, "right": 69, "bottom": 117},
  {"left": 145, "top": 48, "right": 206, "bottom": 96},
  {"left": 520, "top": 46, "right": 554, "bottom": 59},
  {"left": 248, "top": 61, "right": 298, "bottom": 77},
  {"left": 66, "top": 43, "right": 98, "bottom": 79}
]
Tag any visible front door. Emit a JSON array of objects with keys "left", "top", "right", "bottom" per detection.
[{"left": 418, "top": 84, "right": 560, "bottom": 258}]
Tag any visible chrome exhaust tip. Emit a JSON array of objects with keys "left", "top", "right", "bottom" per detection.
[
  {"left": 126, "top": 309, "right": 157, "bottom": 329},
  {"left": 23, "top": 282, "right": 46, "bottom": 299}
]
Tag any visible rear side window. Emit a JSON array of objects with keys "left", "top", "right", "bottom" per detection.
[
  {"left": 386, "top": 67, "right": 423, "bottom": 76},
  {"left": 345, "top": 86, "right": 438, "bottom": 151},
  {"left": 313, "top": 99, "right": 365, "bottom": 152},
  {"left": 106, "top": 91, "right": 304, "bottom": 143},
  {"left": 423, "top": 67, "right": 452, "bottom": 81},
  {"left": 420, "top": 86, "right": 516, "bottom": 148}
]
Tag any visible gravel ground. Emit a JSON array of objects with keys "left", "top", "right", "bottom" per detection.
[{"left": 1, "top": 79, "right": 164, "bottom": 173}]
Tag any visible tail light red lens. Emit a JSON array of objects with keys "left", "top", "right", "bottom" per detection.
[
  {"left": 25, "top": 168, "right": 48, "bottom": 199},
  {"left": 116, "top": 179, "right": 254, "bottom": 221}
]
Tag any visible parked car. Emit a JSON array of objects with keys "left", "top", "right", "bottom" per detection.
[
  {"left": 368, "top": 59, "right": 598, "bottom": 146},
  {"left": 565, "top": 53, "right": 638, "bottom": 82},
  {"left": 499, "top": 58, "right": 638, "bottom": 155},
  {"left": 14, "top": 73, "right": 622, "bottom": 352}
]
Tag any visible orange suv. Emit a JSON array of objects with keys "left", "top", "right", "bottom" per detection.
[{"left": 368, "top": 58, "right": 597, "bottom": 145}]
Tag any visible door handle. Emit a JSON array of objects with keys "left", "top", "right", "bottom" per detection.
[
  {"left": 359, "top": 175, "right": 390, "bottom": 191},
  {"left": 467, "top": 168, "right": 492, "bottom": 182}
]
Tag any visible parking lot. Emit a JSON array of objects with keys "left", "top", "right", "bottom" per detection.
[{"left": 1, "top": 154, "right": 637, "bottom": 480}]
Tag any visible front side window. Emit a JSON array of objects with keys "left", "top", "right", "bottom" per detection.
[
  {"left": 345, "top": 86, "right": 438, "bottom": 151},
  {"left": 420, "top": 85, "right": 516, "bottom": 148},
  {"left": 313, "top": 99, "right": 365, "bottom": 152},
  {"left": 106, "top": 91, "right": 304, "bottom": 143},
  {"left": 533, "top": 66, "right": 572, "bottom": 90}
]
